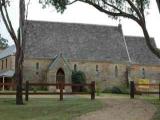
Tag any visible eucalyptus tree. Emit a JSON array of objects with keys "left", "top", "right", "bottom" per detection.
[
  {"left": 0, "top": 0, "right": 25, "bottom": 104},
  {"left": 39, "top": 0, "right": 160, "bottom": 58},
  {"left": 0, "top": 34, "right": 8, "bottom": 49},
  {"left": 157, "top": 0, "right": 160, "bottom": 12}
]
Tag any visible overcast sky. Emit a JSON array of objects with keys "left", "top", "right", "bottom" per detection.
[{"left": 0, "top": 0, "right": 160, "bottom": 48}]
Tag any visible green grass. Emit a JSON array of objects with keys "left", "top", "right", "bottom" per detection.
[{"left": 0, "top": 98, "right": 103, "bottom": 120}]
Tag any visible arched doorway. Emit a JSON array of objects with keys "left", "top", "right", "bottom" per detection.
[{"left": 56, "top": 68, "right": 65, "bottom": 89}]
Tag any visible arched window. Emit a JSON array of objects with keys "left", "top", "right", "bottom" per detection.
[
  {"left": 36, "top": 62, "right": 39, "bottom": 70},
  {"left": 142, "top": 68, "right": 145, "bottom": 79},
  {"left": 96, "top": 65, "right": 99, "bottom": 71},
  {"left": 35, "top": 62, "right": 39, "bottom": 75},
  {"left": 74, "top": 64, "right": 77, "bottom": 71},
  {"left": 2, "top": 60, "right": 4, "bottom": 70},
  {"left": 6, "top": 58, "right": 7, "bottom": 69},
  {"left": 115, "top": 65, "right": 118, "bottom": 77}
]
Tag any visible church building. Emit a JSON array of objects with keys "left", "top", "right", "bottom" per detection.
[{"left": 0, "top": 20, "right": 160, "bottom": 91}]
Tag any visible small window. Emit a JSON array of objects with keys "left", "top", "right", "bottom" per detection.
[
  {"left": 142, "top": 68, "right": 145, "bottom": 79},
  {"left": 36, "top": 62, "right": 39, "bottom": 70},
  {"left": 96, "top": 65, "right": 99, "bottom": 71},
  {"left": 115, "top": 65, "right": 118, "bottom": 77},
  {"left": 74, "top": 64, "right": 77, "bottom": 71},
  {"left": 36, "top": 71, "right": 39, "bottom": 75},
  {"left": 6, "top": 58, "right": 7, "bottom": 69},
  {"left": 2, "top": 60, "right": 4, "bottom": 70}
]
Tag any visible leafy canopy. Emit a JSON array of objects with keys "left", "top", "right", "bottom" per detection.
[
  {"left": 0, "top": 34, "right": 8, "bottom": 49},
  {"left": 39, "top": 0, "right": 150, "bottom": 20}
]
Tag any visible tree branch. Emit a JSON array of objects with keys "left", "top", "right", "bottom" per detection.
[
  {"left": 78, "top": 0, "right": 140, "bottom": 23},
  {"left": 0, "top": 6, "right": 18, "bottom": 46},
  {"left": 67, "top": 0, "right": 78, "bottom": 5},
  {"left": 3, "top": 3, "right": 18, "bottom": 41},
  {"left": 126, "top": 0, "right": 142, "bottom": 19},
  {"left": 25, "top": 0, "right": 31, "bottom": 20},
  {"left": 101, "top": 0, "right": 123, "bottom": 13}
]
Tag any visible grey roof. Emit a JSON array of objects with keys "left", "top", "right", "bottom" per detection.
[
  {"left": 24, "top": 20, "right": 160, "bottom": 65},
  {"left": 24, "top": 20, "right": 129, "bottom": 62},
  {"left": 0, "top": 45, "right": 16, "bottom": 59},
  {"left": 125, "top": 36, "right": 160, "bottom": 65},
  {"left": 0, "top": 70, "right": 15, "bottom": 78}
]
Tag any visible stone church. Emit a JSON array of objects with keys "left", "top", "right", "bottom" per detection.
[{"left": 0, "top": 20, "right": 160, "bottom": 91}]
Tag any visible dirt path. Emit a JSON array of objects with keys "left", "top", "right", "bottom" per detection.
[{"left": 75, "top": 98, "right": 156, "bottom": 120}]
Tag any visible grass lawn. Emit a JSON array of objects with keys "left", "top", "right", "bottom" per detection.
[{"left": 0, "top": 97, "right": 103, "bottom": 120}]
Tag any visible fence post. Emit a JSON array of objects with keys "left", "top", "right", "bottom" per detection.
[
  {"left": 25, "top": 81, "right": 29, "bottom": 101},
  {"left": 130, "top": 81, "right": 135, "bottom": 99},
  {"left": 91, "top": 81, "right": 95, "bottom": 100},
  {"left": 159, "top": 83, "right": 160, "bottom": 100},
  {"left": 60, "top": 82, "right": 63, "bottom": 101}
]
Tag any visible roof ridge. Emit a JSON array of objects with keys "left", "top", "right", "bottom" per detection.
[
  {"left": 125, "top": 35, "right": 154, "bottom": 39},
  {"left": 26, "top": 20, "right": 119, "bottom": 28}
]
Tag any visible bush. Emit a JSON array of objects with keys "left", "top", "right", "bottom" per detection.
[
  {"left": 102, "top": 85, "right": 129, "bottom": 94},
  {"left": 102, "top": 87, "right": 112, "bottom": 93},
  {"left": 111, "top": 87, "right": 122, "bottom": 94},
  {"left": 72, "top": 70, "right": 86, "bottom": 92}
]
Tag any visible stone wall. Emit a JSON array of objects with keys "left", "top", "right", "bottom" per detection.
[
  {"left": 129, "top": 64, "right": 160, "bottom": 84},
  {"left": 23, "top": 58, "right": 128, "bottom": 91},
  {"left": 69, "top": 60, "right": 128, "bottom": 91},
  {"left": 23, "top": 58, "right": 160, "bottom": 92},
  {"left": 23, "top": 58, "right": 52, "bottom": 83}
]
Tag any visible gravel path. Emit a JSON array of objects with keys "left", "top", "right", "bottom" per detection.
[{"left": 75, "top": 99, "right": 156, "bottom": 120}]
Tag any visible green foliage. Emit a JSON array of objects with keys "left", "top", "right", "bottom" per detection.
[
  {"left": 102, "top": 85, "right": 129, "bottom": 94},
  {"left": 0, "top": 34, "right": 8, "bottom": 49},
  {"left": 39, "top": 0, "right": 69, "bottom": 13},
  {"left": 0, "top": 98, "right": 103, "bottom": 120},
  {"left": 72, "top": 70, "right": 86, "bottom": 92},
  {"left": 72, "top": 70, "right": 86, "bottom": 84},
  {"left": 111, "top": 86, "right": 122, "bottom": 94},
  {"left": 39, "top": 0, "right": 150, "bottom": 19}
]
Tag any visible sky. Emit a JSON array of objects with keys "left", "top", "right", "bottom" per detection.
[{"left": 0, "top": 0, "right": 160, "bottom": 48}]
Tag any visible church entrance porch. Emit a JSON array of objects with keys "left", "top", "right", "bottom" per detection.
[{"left": 56, "top": 68, "right": 65, "bottom": 91}]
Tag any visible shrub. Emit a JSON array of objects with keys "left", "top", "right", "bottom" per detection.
[
  {"left": 72, "top": 70, "right": 86, "bottom": 92},
  {"left": 102, "top": 86, "right": 112, "bottom": 93},
  {"left": 111, "top": 87, "right": 122, "bottom": 94},
  {"left": 102, "top": 85, "right": 129, "bottom": 94}
]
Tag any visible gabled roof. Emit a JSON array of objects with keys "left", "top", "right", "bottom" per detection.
[
  {"left": 0, "top": 45, "right": 16, "bottom": 59},
  {"left": 48, "top": 54, "right": 71, "bottom": 71},
  {"left": 24, "top": 20, "right": 160, "bottom": 65},
  {"left": 0, "top": 70, "right": 15, "bottom": 78},
  {"left": 125, "top": 36, "right": 160, "bottom": 65},
  {"left": 24, "top": 20, "right": 129, "bottom": 62}
]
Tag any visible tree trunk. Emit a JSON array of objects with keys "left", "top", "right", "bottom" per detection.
[
  {"left": 15, "top": 0, "right": 25, "bottom": 105},
  {"left": 140, "top": 22, "right": 160, "bottom": 58},
  {"left": 15, "top": 45, "right": 24, "bottom": 105}
]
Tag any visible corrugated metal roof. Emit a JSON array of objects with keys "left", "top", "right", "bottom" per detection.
[
  {"left": 0, "top": 45, "right": 16, "bottom": 59},
  {"left": 0, "top": 70, "right": 15, "bottom": 78}
]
